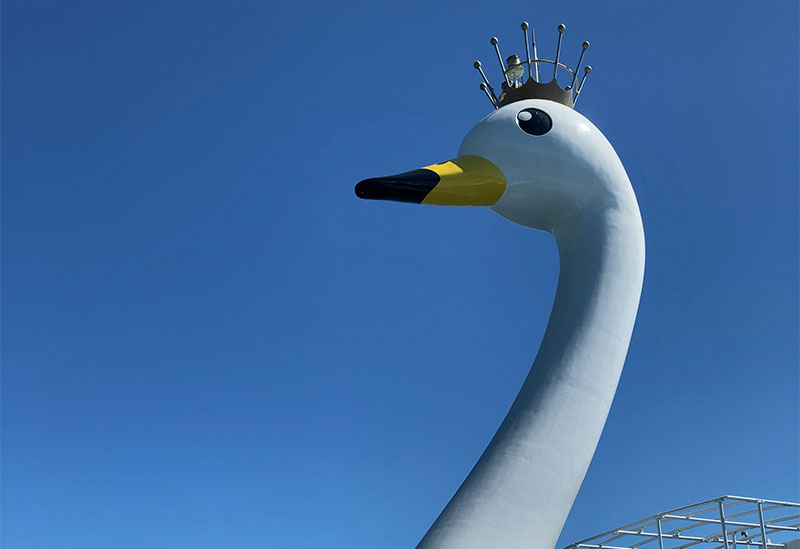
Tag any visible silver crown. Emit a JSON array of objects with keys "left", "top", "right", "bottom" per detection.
[{"left": 474, "top": 23, "right": 592, "bottom": 110}]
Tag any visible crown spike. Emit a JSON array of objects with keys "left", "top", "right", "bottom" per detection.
[
  {"left": 569, "top": 41, "right": 590, "bottom": 93},
  {"left": 530, "top": 24, "right": 540, "bottom": 82},
  {"left": 553, "top": 24, "right": 566, "bottom": 82},
  {"left": 521, "top": 22, "right": 532, "bottom": 81},
  {"left": 480, "top": 83, "right": 498, "bottom": 109},
  {"left": 490, "top": 37, "right": 511, "bottom": 86},
  {"left": 474, "top": 61, "right": 498, "bottom": 103},
  {"left": 574, "top": 65, "right": 592, "bottom": 105}
]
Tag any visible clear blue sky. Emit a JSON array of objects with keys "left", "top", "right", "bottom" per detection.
[{"left": 2, "top": 1, "right": 798, "bottom": 547}]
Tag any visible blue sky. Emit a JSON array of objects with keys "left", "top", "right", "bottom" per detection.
[{"left": 2, "top": 1, "right": 798, "bottom": 547}]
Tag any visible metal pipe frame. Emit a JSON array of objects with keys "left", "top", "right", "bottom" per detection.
[{"left": 565, "top": 496, "right": 800, "bottom": 549}]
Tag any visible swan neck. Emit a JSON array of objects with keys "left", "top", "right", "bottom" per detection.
[{"left": 418, "top": 205, "right": 645, "bottom": 549}]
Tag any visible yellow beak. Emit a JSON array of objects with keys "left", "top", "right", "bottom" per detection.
[{"left": 355, "top": 155, "right": 506, "bottom": 206}]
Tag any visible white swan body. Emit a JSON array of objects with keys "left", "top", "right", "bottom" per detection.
[{"left": 356, "top": 98, "right": 644, "bottom": 549}]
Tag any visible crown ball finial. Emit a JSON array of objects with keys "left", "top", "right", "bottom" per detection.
[
  {"left": 521, "top": 21, "right": 529, "bottom": 31},
  {"left": 479, "top": 82, "right": 498, "bottom": 109},
  {"left": 574, "top": 64, "right": 592, "bottom": 106},
  {"left": 553, "top": 24, "right": 566, "bottom": 80},
  {"left": 582, "top": 41, "right": 590, "bottom": 49},
  {"left": 490, "top": 36, "right": 510, "bottom": 84},
  {"left": 474, "top": 60, "right": 498, "bottom": 105}
]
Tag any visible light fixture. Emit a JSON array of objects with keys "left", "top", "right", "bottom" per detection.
[{"left": 504, "top": 54, "right": 525, "bottom": 84}]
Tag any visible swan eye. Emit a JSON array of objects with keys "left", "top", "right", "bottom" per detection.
[{"left": 517, "top": 108, "right": 552, "bottom": 136}]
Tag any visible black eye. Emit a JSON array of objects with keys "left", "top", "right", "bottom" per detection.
[{"left": 516, "top": 108, "right": 552, "bottom": 136}]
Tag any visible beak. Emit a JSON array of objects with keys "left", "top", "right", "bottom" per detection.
[{"left": 354, "top": 155, "right": 506, "bottom": 206}]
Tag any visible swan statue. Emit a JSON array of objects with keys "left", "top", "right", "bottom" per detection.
[{"left": 355, "top": 23, "right": 645, "bottom": 549}]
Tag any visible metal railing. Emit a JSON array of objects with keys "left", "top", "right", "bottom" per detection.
[{"left": 564, "top": 496, "right": 800, "bottom": 549}]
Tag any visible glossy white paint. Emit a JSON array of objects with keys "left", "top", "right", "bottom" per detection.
[{"left": 417, "top": 100, "right": 645, "bottom": 549}]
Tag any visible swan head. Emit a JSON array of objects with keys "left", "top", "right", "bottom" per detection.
[{"left": 355, "top": 98, "right": 633, "bottom": 232}]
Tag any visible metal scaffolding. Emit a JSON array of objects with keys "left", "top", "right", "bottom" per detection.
[{"left": 565, "top": 496, "right": 800, "bottom": 549}]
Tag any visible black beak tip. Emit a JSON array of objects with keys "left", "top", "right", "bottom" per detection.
[
  {"left": 353, "top": 169, "right": 440, "bottom": 204},
  {"left": 354, "top": 179, "right": 375, "bottom": 200}
]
